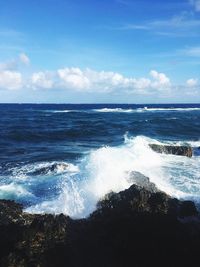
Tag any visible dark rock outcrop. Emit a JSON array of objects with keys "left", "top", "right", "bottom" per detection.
[
  {"left": 149, "top": 144, "right": 193, "bottom": 157},
  {"left": 0, "top": 181, "right": 200, "bottom": 267}
]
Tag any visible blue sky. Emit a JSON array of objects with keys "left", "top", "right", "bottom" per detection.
[{"left": 0, "top": 0, "right": 200, "bottom": 103}]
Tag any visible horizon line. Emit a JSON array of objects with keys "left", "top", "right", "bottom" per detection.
[{"left": 0, "top": 102, "right": 200, "bottom": 105}]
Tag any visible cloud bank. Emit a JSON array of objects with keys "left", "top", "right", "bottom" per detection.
[
  {"left": 0, "top": 54, "right": 199, "bottom": 98},
  {"left": 31, "top": 68, "right": 171, "bottom": 94}
]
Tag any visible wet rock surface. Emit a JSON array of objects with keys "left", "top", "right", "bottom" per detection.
[
  {"left": 127, "top": 171, "right": 159, "bottom": 193},
  {"left": 149, "top": 144, "right": 193, "bottom": 157},
  {"left": 0, "top": 180, "right": 200, "bottom": 267}
]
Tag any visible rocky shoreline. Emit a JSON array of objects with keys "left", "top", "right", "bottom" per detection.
[{"left": 0, "top": 172, "right": 200, "bottom": 267}]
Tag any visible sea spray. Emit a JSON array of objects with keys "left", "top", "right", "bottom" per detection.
[{"left": 24, "top": 136, "right": 200, "bottom": 218}]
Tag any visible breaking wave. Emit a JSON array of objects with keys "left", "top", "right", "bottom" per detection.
[{"left": 19, "top": 135, "right": 200, "bottom": 218}]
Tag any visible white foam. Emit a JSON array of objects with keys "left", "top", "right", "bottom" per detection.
[
  {"left": 42, "top": 110, "right": 73, "bottom": 113},
  {"left": 25, "top": 135, "right": 200, "bottom": 218},
  {"left": 11, "top": 161, "right": 79, "bottom": 179},
  {"left": 94, "top": 108, "right": 134, "bottom": 113},
  {"left": 0, "top": 183, "right": 32, "bottom": 200},
  {"left": 93, "top": 107, "right": 200, "bottom": 113},
  {"left": 142, "top": 107, "right": 200, "bottom": 112},
  {"left": 43, "top": 107, "right": 200, "bottom": 114},
  {"left": 52, "top": 110, "right": 73, "bottom": 113}
]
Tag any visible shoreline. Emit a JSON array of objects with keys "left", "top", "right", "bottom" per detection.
[{"left": 0, "top": 174, "right": 200, "bottom": 267}]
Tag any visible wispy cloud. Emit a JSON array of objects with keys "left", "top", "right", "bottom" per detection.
[
  {"left": 0, "top": 29, "right": 26, "bottom": 45},
  {"left": 116, "top": 0, "right": 189, "bottom": 10},
  {"left": 0, "top": 29, "right": 24, "bottom": 38},
  {"left": 182, "top": 46, "right": 200, "bottom": 57},
  {"left": 0, "top": 53, "right": 30, "bottom": 71},
  {"left": 19, "top": 53, "right": 30, "bottom": 65},
  {"left": 119, "top": 12, "right": 200, "bottom": 37},
  {"left": 189, "top": 0, "right": 200, "bottom": 12},
  {"left": 115, "top": 0, "right": 130, "bottom": 5}
]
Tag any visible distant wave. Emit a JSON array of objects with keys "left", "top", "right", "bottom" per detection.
[
  {"left": 44, "top": 110, "right": 74, "bottom": 113},
  {"left": 93, "top": 107, "right": 200, "bottom": 113},
  {"left": 42, "top": 107, "right": 200, "bottom": 114},
  {"left": 143, "top": 107, "right": 200, "bottom": 112},
  {"left": 93, "top": 108, "right": 134, "bottom": 113}
]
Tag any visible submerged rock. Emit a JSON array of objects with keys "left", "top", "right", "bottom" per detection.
[
  {"left": 0, "top": 179, "right": 200, "bottom": 267},
  {"left": 30, "top": 162, "right": 70, "bottom": 175},
  {"left": 149, "top": 144, "right": 193, "bottom": 157}
]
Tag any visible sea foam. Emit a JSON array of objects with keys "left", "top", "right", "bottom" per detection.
[{"left": 25, "top": 135, "right": 200, "bottom": 218}]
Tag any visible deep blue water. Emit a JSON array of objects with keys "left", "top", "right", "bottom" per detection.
[{"left": 0, "top": 104, "right": 200, "bottom": 218}]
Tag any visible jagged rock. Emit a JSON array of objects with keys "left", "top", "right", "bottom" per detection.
[
  {"left": 149, "top": 144, "right": 193, "bottom": 157},
  {"left": 96, "top": 184, "right": 197, "bottom": 217},
  {"left": 0, "top": 200, "right": 24, "bottom": 226},
  {"left": 0, "top": 181, "right": 200, "bottom": 267}
]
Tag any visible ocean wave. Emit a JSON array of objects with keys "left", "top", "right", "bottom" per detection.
[{"left": 25, "top": 135, "right": 200, "bottom": 218}]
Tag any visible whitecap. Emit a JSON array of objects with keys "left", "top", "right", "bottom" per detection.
[{"left": 93, "top": 108, "right": 134, "bottom": 113}]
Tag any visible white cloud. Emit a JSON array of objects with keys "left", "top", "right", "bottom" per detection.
[
  {"left": 150, "top": 70, "right": 171, "bottom": 89},
  {"left": 56, "top": 67, "right": 171, "bottom": 94},
  {"left": 186, "top": 78, "right": 198, "bottom": 87},
  {"left": 58, "top": 68, "right": 132, "bottom": 92},
  {"left": 58, "top": 68, "right": 91, "bottom": 91},
  {"left": 31, "top": 72, "right": 54, "bottom": 89},
  {"left": 0, "top": 70, "right": 22, "bottom": 90},
  {"left": 0, "top": 55, "right": 172, "bottom": 95},
  {"left": 190, "top": 0, "right": 200, "bottom": 11},
  {"left": 19, "top": 53, "right": 30, "bottom": 65},
  {"left": 132, "top": 78, "right": 151, "bottom": 90},
  {"left": 83, "top": 69, "right": 132, "bottom": 92}
]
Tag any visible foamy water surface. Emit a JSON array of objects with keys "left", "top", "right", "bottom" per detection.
[{"left": 0, "top": 104, "right": 200, "bottom": 218}]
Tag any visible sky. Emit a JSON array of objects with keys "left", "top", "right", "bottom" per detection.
[{"left": 0, "top": 0, "right": 200, "bottom": 103}]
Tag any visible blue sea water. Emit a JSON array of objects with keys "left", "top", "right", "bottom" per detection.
[{"left": 0, "top": 103, "right": 200, "bottom": 218}]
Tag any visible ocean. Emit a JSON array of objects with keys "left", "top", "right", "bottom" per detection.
[{"left": 0, "top": 103, "right": 200, "bottom": 218}]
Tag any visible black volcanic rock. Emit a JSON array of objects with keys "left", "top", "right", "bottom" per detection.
[
  {"left": 149, "top": 144, "right": 193, "bottom": 157},
  {"left": 0, "top": 180, "right": 200, "bottom": 267}
]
